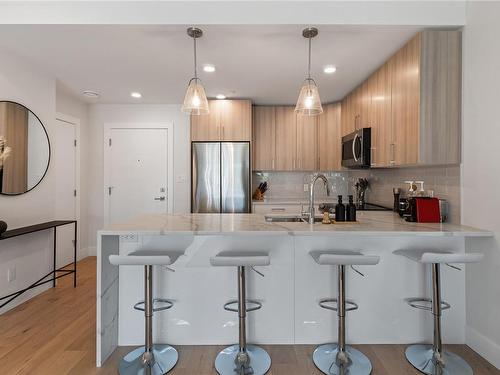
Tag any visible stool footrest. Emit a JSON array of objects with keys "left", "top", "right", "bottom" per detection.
[
  {"left": 406, "top": 297, "right": 451, "bottom": 311},
  {"left": 224, "top": 299, "right": 262, "bottom": 313},
  {"left": 319, "top": 298, "right": 358, "bottom": 312},
  {"left": 134, "top": 298, "right": 174, "bottom": 312}
]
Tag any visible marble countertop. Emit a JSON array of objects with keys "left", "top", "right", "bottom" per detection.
[{"left": 99, "top": 212, "right": 492, "bottom": 237}]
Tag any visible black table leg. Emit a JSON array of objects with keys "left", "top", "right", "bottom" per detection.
[
  {"left": 53, "top": 227, "right": 57, "bottom": 287},
  {"left": 74, "top": 221, "right": 77, "bottom": 287}
]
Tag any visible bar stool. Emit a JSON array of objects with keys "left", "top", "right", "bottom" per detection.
[
  {"left": 394, "top": 249, "right": 483, "bottom": 375},
  {"left": 310, "top": 250, "right": 380, "bottom": 375},
  {"left": 210, "top": 250, "right": 271, "bottom": 375},
  {"left": 109, "top": 250, "right": 183, "bottom": 375}
]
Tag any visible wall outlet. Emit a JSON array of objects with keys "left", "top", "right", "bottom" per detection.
[
  {"left": 120, "top": 234, "right": 138, "bottom": 243},
  {"left": 7, "top": 266, "right": 16, "bottom": 283},
  {"left": 303, "top": 184, "right": 309, "bottom": 192},
  {"left": 176, "top": 175, "right": 187, "bottom": 183}
]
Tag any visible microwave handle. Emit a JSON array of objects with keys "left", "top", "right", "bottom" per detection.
[{"left": 352, "top": 133, "right": 360, "bottom": 162}]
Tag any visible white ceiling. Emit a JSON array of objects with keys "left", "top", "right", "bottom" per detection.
[{"left": 0, "top": 25, "right": 424, "bottom": 105}]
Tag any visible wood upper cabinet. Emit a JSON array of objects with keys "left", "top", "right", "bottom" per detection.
[
  {"left": 318, "top": 103, "right": 342, "bottom": 170},
  {"left": 190, "top": 99, "right": 252, "bottom": 142},
  {"left": 390, "top": 33, "right": 421, "bottom": 166},
  {"left": 274, "top": 106, "right": 297, "bottom": 170},
  {"left": 369, "top": 62, "right": 392, "bottom": 167},
  {"left": 359, "top": 80, "right": 372, "bottom": 129},
  {"left": 190, "top": 100, "right": 222, "bottom": 141},
  {"left": 418, "top": 30, "right": 461, "bottom": 165},
  {"left": 340, "top": 30, "right": 461, "bottom": 167},
  {"left": 252, "top": 106, "right": 276, "bottom": 170},
  {"left": 220, "top": 100, "right": 252, "bottom": 141},
  {"left": 296, "top": 113, "right": 318, "bottom": 170}
]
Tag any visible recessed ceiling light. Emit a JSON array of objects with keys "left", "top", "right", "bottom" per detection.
[
  {"left": 216, "top": 94, "right": 226, "bottom": 100},
  {"left": 323, "top": 65, "right": 337, "bottom": 74},
  {"left": 131, "top": 92, "right": 142, "bottom": 98},
  {"left": 203, "top": 64, "right": 216, "bottom": 73},
  {"left": 82, "top": 90, "right": 100, "bottom": 98}
]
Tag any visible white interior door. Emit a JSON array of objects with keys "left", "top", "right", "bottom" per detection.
[
  {"left": 54, "top": 119, "right": 76, "bottom": 268},
  {"left": 108, "top": 128, "right": 168, "bottom": 225}
]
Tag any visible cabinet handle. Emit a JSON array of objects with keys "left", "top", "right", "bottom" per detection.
[
  {"left": 272, "top": 159, "right": 275, "bottom": 170},
  {"left": 390, "top": 143, "right": 395, "bottom": 165},
  {"left": 271, "top": 208, "right": 286, "bottom": 212},
  {"left": 293, "top": 159, "right": 296, "bottom": 169},
  {"left": 370, "top": 147, "right": 376, "bottom": 166}
]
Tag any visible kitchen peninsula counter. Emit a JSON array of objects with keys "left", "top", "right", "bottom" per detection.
[
  {"left": 99, "top": 212, "right": 492, "bottom": 237},
  {"left": 96, "top": 212, "right": 491, "bottom": 367}
]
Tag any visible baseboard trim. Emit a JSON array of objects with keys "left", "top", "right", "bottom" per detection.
[
  {"left": 466, "top": 325, "right": 500, "bottom": 369},
  {"left": 86, "top": 246, "right": 97, "bottom": 256}
]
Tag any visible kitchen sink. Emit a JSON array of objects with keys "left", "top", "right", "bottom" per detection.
[{"left": 265, "top": 215, "right": 325, "bottom": 223}]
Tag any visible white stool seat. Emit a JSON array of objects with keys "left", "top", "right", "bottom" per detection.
[
  {"left": 393, "top": 249, "right": 483, "bottom": 264},
  {"left": 210, "top": 251, "right": 270, "bottom": 267},
  {"left": 109, "top": 250, "right": 183, "bottom": 266},
  {"left": 310, "top": 250, "right": 380, "bottom": 266}
]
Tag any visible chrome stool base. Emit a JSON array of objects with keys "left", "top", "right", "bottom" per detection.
[
  {"left": 406, "top": 344, "right": 473, "bottom": 375},
  {"left": 119, "top": 344, "right": 178, "bottom": 375},
  {"left": 214, "top": 344, "right": 271, "bottom": 375},
  {"left": 313, "top": 344, "right": 372, "bottom": 375}
]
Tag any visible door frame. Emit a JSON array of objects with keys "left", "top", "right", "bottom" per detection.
[
  {"left": 103, "top": 122, "right": 174, "bottom": 226},
  {"left": 55, "top": 112, "right": 81, "bottom": 258}
]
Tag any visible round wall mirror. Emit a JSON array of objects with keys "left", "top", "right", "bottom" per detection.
[{"left": 0, "top": 101, "right": 50, "bottom": 195}]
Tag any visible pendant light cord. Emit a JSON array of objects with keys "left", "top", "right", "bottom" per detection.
[
  {"left": 308, "top": 36, "right": 312, "bottom": 80},
  {"left": 193, "top": 36, "right": 198, "bottom": 80}
]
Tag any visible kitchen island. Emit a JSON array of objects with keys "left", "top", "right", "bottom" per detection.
[{"left": 96, "top": 212, "right": 492, "bottom": 366}]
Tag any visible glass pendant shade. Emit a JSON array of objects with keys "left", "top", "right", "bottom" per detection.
[
  {"left": 182, "top": 78, "right": 209, "bottom": 115},
  {"left": 295, "top": 78, "right": 323, "bottom": 115}
]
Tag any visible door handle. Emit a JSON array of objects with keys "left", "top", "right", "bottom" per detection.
[
  {"left": 154, "top": 196, "right": 166, "bottom": 201},
  {"left": 352, "top": 134, "right": 360, "bottom": 162}
]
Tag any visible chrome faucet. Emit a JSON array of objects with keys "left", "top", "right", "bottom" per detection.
[{"left": 306, "top": 173, "right": 331, "bottom": 224}]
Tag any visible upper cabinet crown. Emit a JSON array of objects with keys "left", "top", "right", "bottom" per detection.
[
  {"left": 190, "top": 99, "right": 252, "bottom": 142},
  {"left": 341, "top": 30, "right": 462, "bottom": 167}
]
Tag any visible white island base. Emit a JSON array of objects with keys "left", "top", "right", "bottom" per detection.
[{"left": 96, "top": 213, "right": 491, "bottom": 366}]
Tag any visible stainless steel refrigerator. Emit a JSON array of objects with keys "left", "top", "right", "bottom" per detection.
[{"left": 191, "top": 142, "right": 250, "bottom": 213}]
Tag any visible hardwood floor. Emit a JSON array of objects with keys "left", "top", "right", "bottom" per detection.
[{"left": 0, "top": 257, "right": 498, "bottom": 375}]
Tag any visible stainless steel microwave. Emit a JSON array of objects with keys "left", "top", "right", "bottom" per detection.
[{"left": 341, "top": 128, "right": 371, "bottom": 168}]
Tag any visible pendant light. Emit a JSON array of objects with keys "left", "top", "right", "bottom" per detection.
[
  {"left": 182, "top": 27, "right": 209, "bottom": 115},
  {"left": 295, "top": 27, "right": 323, "bottom": 116}
]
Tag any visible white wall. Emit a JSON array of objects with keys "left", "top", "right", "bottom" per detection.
[
  {"left": 55, "top": 84, "right": 90, "bottom": 256},
  {"left": 0, "top": 1, "right": 467, "bottom": 26},
  {"left": 87, "top": 104, "right": 190, "bottom": 253},
  {"left": 0, "top": 52, "right": 56, "bottom": 314},
  {"left": 463, "top": 1, "right": 500, "bottom": 369}
]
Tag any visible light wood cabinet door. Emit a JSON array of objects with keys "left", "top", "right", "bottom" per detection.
[
  {"left": 296, "top": 113, "right": 318, "bottom": 170},
  {"left": 370, "top": 63, "right": 393, "bottom": 167},
  {"left": 419, "top": 30, "right": 461, "bottom": 165},
  {"left": 391, "top": 33, "right": 421, "bottom": 166},
  {"left": 353, "top": 86, "right": 363, "bottom": 131},
  {"left": 190, "top": 100, "right": 222, "bottom": 141},
  {"left": 341, "top": 93, "right": 356, "bottom": 136},
  {"left": 252, "top": 106, "right": 276, "bottom": 170},
  {"left": 275, "top": 106, "right": 297, "bottom": 170},
  {"left": 220, "top": 100, "right": 252, "bottom": 141},
  {"left": 359, "top": 80, "right": 372, "bottom": 129},
  {"left": 318, "top": 103, "right": 342, "bottom": 170}
]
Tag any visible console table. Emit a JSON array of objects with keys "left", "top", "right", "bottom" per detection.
[{"left": 0, "top": 220, "right": 77, "bottom": 309}]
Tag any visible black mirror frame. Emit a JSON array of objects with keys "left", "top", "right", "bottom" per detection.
[{"left": 0, "top": 100, "right": 51, "bottom": 196}]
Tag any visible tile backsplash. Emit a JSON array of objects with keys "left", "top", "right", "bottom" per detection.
[
  {"left": 252, "top": 171, "right": 349, "bottom": 201},
  {"left": 253, "top": 165, "right": 461, "bottom": 223}
]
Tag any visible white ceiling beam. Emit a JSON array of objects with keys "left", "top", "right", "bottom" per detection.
[{"left": 0, "top": 1, "right": 466, "bottom": 26}]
